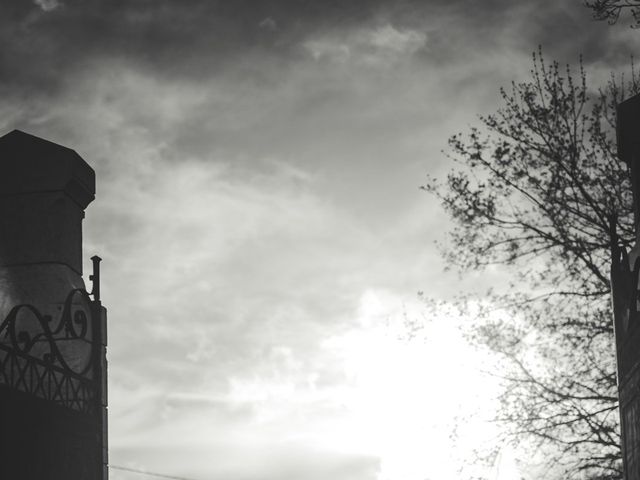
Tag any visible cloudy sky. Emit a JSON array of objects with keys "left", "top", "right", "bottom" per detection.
[{"left": 2, "top": 1, "right": 640, "bottom": 479}]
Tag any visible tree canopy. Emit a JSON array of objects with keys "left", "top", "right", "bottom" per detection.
[{"left": 427, "top": 50, "right": 639, "bottom": 479}]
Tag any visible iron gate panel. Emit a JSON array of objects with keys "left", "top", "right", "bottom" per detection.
[{"left": 0, "top": 287, "right": 107, "bottom": 480}]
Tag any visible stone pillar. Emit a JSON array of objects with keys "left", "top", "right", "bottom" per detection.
[
  {"left": 0, "top": 129, "right": 107, "bottom": 480},
  {"left": 0, "top": 129, "right": 95, "bottom": 316},
  {"left": 615, "top": 94, "right": 640, "bottom": 480}
]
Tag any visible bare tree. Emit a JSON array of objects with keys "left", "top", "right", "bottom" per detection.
[
  {"left": 586, "top": 0, "right": 640, "bottom": 25},
  {"left": 426, "top": 50, "right": 639, "bottom": 478}
]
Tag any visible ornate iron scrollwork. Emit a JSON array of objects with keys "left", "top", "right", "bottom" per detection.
[{"left": 0, "top": 289, "right": 100, "bottom": 413}]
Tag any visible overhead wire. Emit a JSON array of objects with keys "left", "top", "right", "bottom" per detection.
[{"left": 110, "top": 464, "right": 201, "bottom": 480}]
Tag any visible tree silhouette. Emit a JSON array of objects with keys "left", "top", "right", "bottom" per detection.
[
  {"left": 427, "top": 50, "right": 639, "bottom": 479},
  {"left": 586, "top": 0, "right": 640, "bottom": 25}
]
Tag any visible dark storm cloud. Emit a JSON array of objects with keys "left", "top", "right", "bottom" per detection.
[
  {"left": 1, "top": 0, "right": 618, "bottom": 93},
  {"left": 0, "top": 0, "right": 630, "bottom": 123},
  {"left": 0, "top": 0, "right": 399, "bottom": 92},
  {"left": 402, "top": 0, "right": 622, "bottom": 67}
]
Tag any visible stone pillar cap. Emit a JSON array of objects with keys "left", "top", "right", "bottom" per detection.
[{"left": 0, "top": 130, "right": 95, "bottom": 208}]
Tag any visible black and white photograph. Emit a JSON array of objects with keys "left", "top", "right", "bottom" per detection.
[{"left": 1, "top": 1, "right": 640, "bottom": 479}]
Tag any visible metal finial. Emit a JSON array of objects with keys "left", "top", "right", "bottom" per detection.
[{"left": 90, "top": 255, "right": 102, "bottom": 302}]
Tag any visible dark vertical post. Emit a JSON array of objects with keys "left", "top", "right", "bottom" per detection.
[
  {"left": 615, "top": 94, "right": 640, "bottom": 480},
  {"left": 91, "top": 256, "right": 109, "bottom": 480},
  {"left": 91, "top": 255, "right": 102, "bottom": 302}
]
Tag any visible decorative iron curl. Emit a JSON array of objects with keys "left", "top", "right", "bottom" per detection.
[{"left": 0, "top": 289, "right": 95, "bottom": 377}]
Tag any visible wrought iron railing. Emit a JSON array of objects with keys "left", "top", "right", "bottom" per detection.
[{"left": 0, "top": 286, "right": 102, "bottom": 414}]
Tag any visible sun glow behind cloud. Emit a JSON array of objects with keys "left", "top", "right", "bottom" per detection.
[
  {"left": 131, "top": 288, "right": 504, "bottom": 480},
  {"left": 285, "top": 290, "right": 503, "bottom": 480},
  {"left": 105, "top": 294, "right": 505, "bottom": 480}
]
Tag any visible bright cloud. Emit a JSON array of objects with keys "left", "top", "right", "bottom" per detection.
[
  {"left": 304, "top": 24, "right": 427, "bottom": 66},
  {"left": 34, "top": 0, "right": 62, "bottom": 12}
]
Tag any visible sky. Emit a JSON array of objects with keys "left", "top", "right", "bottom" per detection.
[{"left": 1, "top": 1, "right": 640, "bottom": 479}]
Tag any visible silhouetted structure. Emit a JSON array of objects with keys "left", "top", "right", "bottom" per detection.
[
  {"left": 614, "top": 95, "right": 640, "bottom": 480},
  {"left": 0, "top": 130, "right": 108, "bottom": 479}
]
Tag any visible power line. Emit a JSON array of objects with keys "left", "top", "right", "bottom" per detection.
[{"left": 110, "top": 465, "right": 201, "bottom": 480}]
